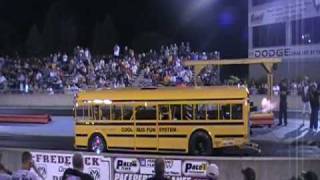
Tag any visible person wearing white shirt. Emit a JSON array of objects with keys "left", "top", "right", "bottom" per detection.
[
  {"left": 0, "top": 73, "right": 7, "bottom": 90},
  {"left": 12, "top": 151, "right": 42, "bottom": 180},
  {"left": 113, "top": 44, "right": 120, "bottom": 57}
]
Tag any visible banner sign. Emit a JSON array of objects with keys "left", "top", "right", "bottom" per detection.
[
  {"left": 182, "top": 161, "right": 208, "bottom": 177},
  {"left": 249, "top": 0, "right": 320, "bottom": 26},
  {"left": 249, "top": 45, "right": 320, "bottom": 59},
  {"left": 31, "top": 152, "right": 214, "bottom": 180},
  {"left": 139, "top": 158, "right": 181, "bottom": 176},
  {"left": 32, "top": 152, "right": 112, "bottom": 180},
  {"left": 114, "top": 158, "right": 210, "bottom": 180}
]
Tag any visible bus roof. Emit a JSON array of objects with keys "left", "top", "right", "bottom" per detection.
[{"left": 76, "top": 86, "right": 248, "bottom": 102}]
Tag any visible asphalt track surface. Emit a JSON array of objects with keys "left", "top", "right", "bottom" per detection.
[
  {"left": 0, "top": 133, "right": 319, "bottom": 157},
  {"left": 0, "top": 108, "right": 319, "bottom": 157}
]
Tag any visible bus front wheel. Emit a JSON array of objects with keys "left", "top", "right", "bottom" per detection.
[
  {"left": 189, "top": 131, "right": 213, "bottom": 156},
  {"left": 88, "top": 134, "right": 107, "bottom": 154}
]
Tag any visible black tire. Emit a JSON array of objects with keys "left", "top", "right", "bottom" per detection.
[
  {"left": 189, "top": 131, "right": 213, "bottom": 156},
  {"left": 88, "top": 134, "right": 107, "bottom": 153}
]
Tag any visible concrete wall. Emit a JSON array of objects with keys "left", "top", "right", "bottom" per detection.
[
  {"left": 1, "top": 148, "right": 319, "bottom": 180},
  {"left": 0, "top": 94, "right": 73, "bottom": 107}
]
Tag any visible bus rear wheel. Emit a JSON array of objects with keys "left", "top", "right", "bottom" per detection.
[
  {"left": 189, "top": 131, "right": 213, "bottom": 156},
  {"left": 88, "top": 134, "right": 107, "bottom": 154}
]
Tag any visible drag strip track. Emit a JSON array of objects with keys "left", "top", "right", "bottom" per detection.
[
  {"left": 0, "top": 134, "right": 74, "bottom": 150},
  {"left": 0, "top": 134, "right": 319, "bottom": 157}
]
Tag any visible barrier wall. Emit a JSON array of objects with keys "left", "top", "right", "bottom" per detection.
[
  {"left": 0, "top": 94, "right": 73, "bottom": 107},
  {"left": 0, "top": 94, "right": 304, "bottom": 111},
  {"left": 0, "top": 114, "right": 51, "bottom": 123},
  {"left": 1, "top": 148, "right": 319, "bottom": 180}
]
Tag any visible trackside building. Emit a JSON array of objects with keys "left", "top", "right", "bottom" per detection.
[{"left": 248, "top": 0, "right": 320, "bottom": 80}]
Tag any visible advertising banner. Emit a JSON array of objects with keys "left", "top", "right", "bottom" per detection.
[
  {"left": 32, "top": 152, "right": 112, "bottom": 180},
  {"left": 113, "top": 158, "right": 211, "bottom": 180},
  {"left": 249, "top": 45, "right": 320, "bottom": 59},
  {"left": 30, "top": 152, "right": 215, "bottom": 180}
]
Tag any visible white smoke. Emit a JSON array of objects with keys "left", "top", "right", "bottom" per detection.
[{"left": 261, "top": 97, "right": 276, "bottom": 112}]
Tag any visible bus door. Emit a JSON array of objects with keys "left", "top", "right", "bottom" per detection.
[{"left": 134, "top": 104, "right": 158, "bottom": 151}]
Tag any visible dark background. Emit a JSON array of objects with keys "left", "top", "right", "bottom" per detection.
[{"left": 0, "top": 0, "right": 249, "bottom": 77}]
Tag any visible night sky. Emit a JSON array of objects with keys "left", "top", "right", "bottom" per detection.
[{"left": 0, "top": 0, "right": 248, "bottom": 58}]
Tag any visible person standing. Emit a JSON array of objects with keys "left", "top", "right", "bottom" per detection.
[
  {"left": 62, "top": 153, "right": 94, "bottom": 180},
  {"left": 308, "top": 83, "right": 319, "bottom": 132},
  {"left": 301, "top": 77, "right": 311, "bottom": 126},
  {"left": 278, "top": 79, "right": 288, "bottom": 126},
  {"left": 12, "top": 151, "right": 41, "bottom": 180},
  {"left": 241, "top": 167, "right": 256, "bottom": 180},
  {"left": 147, "top": 159, "right": 170, "bottom": 180},
  {"left": 301, "top": 170, "right": 318, "bottom": 180}
]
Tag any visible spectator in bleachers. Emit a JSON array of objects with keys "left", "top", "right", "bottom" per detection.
[
  {"left": 0, "top": 43, "right": 222, "bottom": 94},
  {"left": 113, "top": 44, "right": 120, "bottom": 58},
  {"left": 0, "top": 72, "right": 8, "bottom": 91}
]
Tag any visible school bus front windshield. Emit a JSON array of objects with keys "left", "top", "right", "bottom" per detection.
[{"left": 74, "top": 86, "right": 249, "bottom": 156}]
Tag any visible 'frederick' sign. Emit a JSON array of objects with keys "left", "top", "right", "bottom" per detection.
[{"left": 32, "top": 152, "right": 111, "bottom": 180}]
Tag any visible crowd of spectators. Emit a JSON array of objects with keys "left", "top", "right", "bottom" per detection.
[
  {"left": 0, "top": 42, "right": 221, "bottom": 94},
  {"left": 0, "top": 46, "right": 140, "bottom": 94},
  {"left": 1, "top": 42, "right": 316, "bottom": 96}
]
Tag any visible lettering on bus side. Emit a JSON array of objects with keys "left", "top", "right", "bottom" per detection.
[
  {"left": 121, "top": 127, "right": 177, "bottom": 133},
  {"left": 136, "top": 128, "right": 156, "bottom": 133},
  {"left": 121, "top": 128, "right": 133, "bottom": 132},
  {"left": 159, "top": 127, "right": 177, "bottom": 133}
]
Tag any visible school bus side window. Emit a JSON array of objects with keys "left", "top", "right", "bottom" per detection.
[
  {"left": 111, "top": 105, "right": 122, "bottom": 120},
  {"left": 231, "top": 104, "right": 243, "bottom": 120},
  {"left": 182, "top": 104, "right": 194, "bottom": 120},
  {"left": 171, "top": 104, "right": 182, "bottom": 120},
  {"left": 221, "top": 104, "right": 231, "bottom": 120},
  {"left": 197, "top": 104, "right": 207, "bottom": 120},
  {"left": 123, "top": 105, "right": 134, "bottom": 120},
  {"left": 101, "top": 105, "right": 110, "bottom": 120},
  {"left": 159, "top": 105, "right": 170, "bottom": 120},
  {"left": 92, "top": 105, "right": 102, "bottom": 120},
  {"left": 76, "top": 105, "right": 92, "bottom": 120},
  {"left": 207, "top": 104, "right": 219, "bottom": 120},
  {"left": 135, "top": 105, "right": 156, "bottom": 120}
]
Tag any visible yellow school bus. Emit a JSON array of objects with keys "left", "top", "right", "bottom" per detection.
[{"left": 74, "top": 86, "right": 250, "bottom": 155}]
